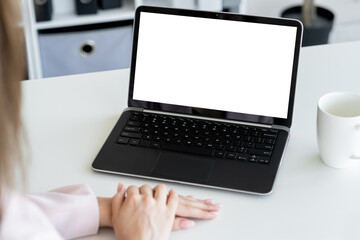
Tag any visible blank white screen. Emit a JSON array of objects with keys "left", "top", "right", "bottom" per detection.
[{"left": 133, "top": 12, "right": 297, "bottom": 118}]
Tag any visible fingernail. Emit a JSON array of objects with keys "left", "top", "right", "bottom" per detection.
[
  {"left": 180, "top": 220, "right": 195, "bottom": 229},
  {"left": 213, "top": 203, "right": 222, "bottom": 208},
  {"left": 117, "top": 183, "right": 123, "bottom": 193},
  {"left": 204, "top": 199, "right": 214, "bottom": 204},
  {"left": 209, "top": 211, "right": 219, "bottom": 216}
]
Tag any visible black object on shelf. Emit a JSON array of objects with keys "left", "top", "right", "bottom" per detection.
[
  {"left": 98, "top": 0, "right": 122, "bottom": 9},
  {"left": 75, "top": 0, "right": 98, "bottom": 15},
  {"left": 34, "top": 0, "right": 53, "bottom": 22},
  {"left": 281, "top": 6, "right": 334, "bottom": 47}
]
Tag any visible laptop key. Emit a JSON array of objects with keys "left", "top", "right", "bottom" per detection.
[
  {"left": 225, "top": 145, "right": 236, "bottom": 151},
  {"left": 214, "top": 144, "right": 225, "bottom": 150},
  {"left": 244, "top": 142, "right": 254, "bottom": 148},
  {"left": 248, "top": 149, "right": 272, "bottom": 156},
  {"left": 130, "top": 115, "right": 140, "bottom": 121},
  {"left": 258, "top": 156, "right": 270, "bottom": 164},
  {"left": 195, "top": 142, "right": 203, "bottom": 147},
  {"left": 129, "top": 139, "right": 140, "bottom": 146},
  {"left": 264, "top": 138, "right": 275, "bottom": 144},
  {"left": 117, "top": 137, "right": 129, "bottom": 144},
  {"left": 249, "top": 155, "right": 258, "bottom": 162},
  {"left": 262, "top": 133, "right": 277, "bottom": 138},
  {"left": 236, "top": 147, "right": 247, "bottom": 153},
  {"left": 215, "top": 151, "right": 225, "bottom": 158},
  {"left": 127, "top": 121, "right": 141, "bottom": 127},
  {"left": 236, "top": 153, "right": 248, "bottom": 161},
  {"left": 124, "top": 126, "right": 140, "bottom": 132},
  {"left": 226, "top": 152, "right": 236, "bottom": 159},
  {"left": 204, "top": 143, "right": 213, "bottom": 149},
  {"left": 150, "top": 142, "right": 161, "bottom": 149},
  {"left": 162, "top": 143, "right": 214, "bottom": 156},
  {"left": 154, "top": 136, "right": 162, "bottom": 142},
  {"left": 139, "top": 140, "right": 150, "bottom": 147},
  {"left": 255, "top": 143, "right": 273, "bottom": 150},
  {"left": 121, "top": 131, "right": 142, "bottom": 139}
]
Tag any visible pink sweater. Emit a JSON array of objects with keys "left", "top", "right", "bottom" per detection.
[{"left": 0, "top": 184, "right": 100, "bottom": 239}]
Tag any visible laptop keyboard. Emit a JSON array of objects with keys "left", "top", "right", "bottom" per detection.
[{"left": 116, "top": 112, "right": 278, "bottom": 164}]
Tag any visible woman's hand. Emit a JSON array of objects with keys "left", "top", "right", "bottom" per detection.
[
  {"left": 111, "top": 183, "right": 178, "bottom": 240},
  {"left": 97, "top": 182, "right": 222, "bottom": 231},
  {"left": 173, "top": 195, "right": 221, "bottom": 230}
]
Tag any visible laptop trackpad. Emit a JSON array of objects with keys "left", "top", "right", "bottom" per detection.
[{"left": 151, "top": 152, "right": 215, "bottom": 183}]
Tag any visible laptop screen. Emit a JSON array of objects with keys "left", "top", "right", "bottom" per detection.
[{"left": 129, "top": 7, "right": 302, "bottom": 127}]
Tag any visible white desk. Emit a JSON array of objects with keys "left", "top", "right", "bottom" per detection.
[{"left": 22, "top": 41, "right": 360, "bottom": 240}]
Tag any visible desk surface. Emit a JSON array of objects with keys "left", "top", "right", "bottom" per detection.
[{"left": 22, "top": 41, "right": 360, "bottom": 240}]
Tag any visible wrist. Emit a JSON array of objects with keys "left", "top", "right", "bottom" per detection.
[{"left": 97, "top": 197, "right": 113, "bottom": 228}]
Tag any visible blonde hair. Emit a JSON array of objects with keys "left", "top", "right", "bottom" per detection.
[{"left": 0, "top": 0, "right": 26, "bottom": 217}]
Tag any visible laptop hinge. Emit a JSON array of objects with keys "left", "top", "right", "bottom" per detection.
[
  {"left": 142, "top": 109, "right": 272, "bottom": 129},
  {"left": 271, "top": 124, "right": 290, "bottom": 133}
]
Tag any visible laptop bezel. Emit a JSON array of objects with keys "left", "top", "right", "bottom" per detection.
[{"left": 127, "top": 6, "right": 303, "bottom": 128}]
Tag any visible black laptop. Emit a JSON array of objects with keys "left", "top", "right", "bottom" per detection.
[{"left": 92, "top": 6, "right": 303, "bottom": 195}]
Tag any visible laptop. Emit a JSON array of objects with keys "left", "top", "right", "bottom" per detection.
[{"left": 92, "top": 6, "right": 303, "bottom": 195}]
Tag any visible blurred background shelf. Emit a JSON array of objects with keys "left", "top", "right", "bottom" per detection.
[{"left": 35, "top": 2, "right": 135, "bottom": 30}]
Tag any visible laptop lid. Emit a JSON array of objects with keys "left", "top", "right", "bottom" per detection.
[{"left": 128, "top": 6, "right": 303, "bottom": 128}]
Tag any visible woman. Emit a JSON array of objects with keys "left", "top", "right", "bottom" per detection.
[{"left": 0, "top": 1, "right": 220, "bottom": 239}]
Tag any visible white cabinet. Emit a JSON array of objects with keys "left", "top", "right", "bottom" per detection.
[
  {"left": 21, "top": 0, "right": 226, "bottom": 79},
  {"left": 38, "top": 22, "right": 133, "bottom": 77}
]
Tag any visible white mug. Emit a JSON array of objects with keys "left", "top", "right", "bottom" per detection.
[{"left": 317, "top": 92, "right": 360, "bottom": 168}]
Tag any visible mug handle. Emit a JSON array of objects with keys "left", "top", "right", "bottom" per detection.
[{"left": 351, "top": 124, "right": 360, "bottom": 159}]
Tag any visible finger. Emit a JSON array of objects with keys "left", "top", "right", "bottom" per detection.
[
  {"left": 180, "top": 195, "right": 214, "bottom": 206},
  {"left": 177, "top": 207, "right": 218, "bottom": 219},
  {"left": 112, "top": 183, "right": 126, "bottom": 216},
  {"left": 153, "top": 184, "right": 167, "bottom": 203},
  {"left": 176, "top": 196, "right": 220, "bottom": 220},
  {"left": 167, "top": 189, "right": 179, "bottom": 213},
  {"left": 139, "top": 184, "right": 153, "bottom": 196},
  {"left": 179, "top": 195, "right": 221, "bottom": 211},
  {"left": 179, "top": 195, "right": 221, "bottom": 210},
  {"left": 127, "top": 185, "right": 140, "bottom": 197},
  {"left": 172, "top": 217, "right": 195, "bottom": 231},
  {"left": 177, "top": 203, "right": 220, "bottom": 219}
]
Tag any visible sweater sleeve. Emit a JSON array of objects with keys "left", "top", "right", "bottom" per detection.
[{"left": 27, "top": 184, "right": 100, "bottom": 240}]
